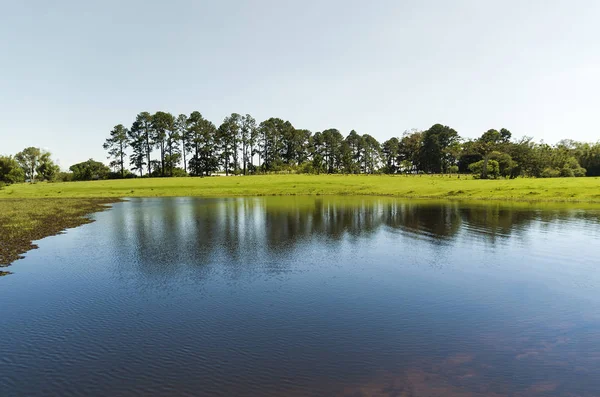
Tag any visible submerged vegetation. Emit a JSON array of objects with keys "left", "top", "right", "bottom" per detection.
[{"left": 0, "top": 198, "right": 117, "bottom": 269}]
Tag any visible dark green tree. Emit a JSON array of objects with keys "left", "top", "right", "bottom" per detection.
[
  {"left": 321, "top": 129, "right": 344, "bottom": 173},
  {"left": 151, "top": 111, "right": 175, "bottom": 176},
  {"left": 175, "top": 114, "right": 189, "bottom": 174},
  {"left": 187, "top": 112, "right": 219, "bottom": 176},
  {"left": 128, "top": 120, "right": 148, "bottom": 176},
  {"left": 36, "top": 152, "right": 60, "bottom": 181},
  {"left": 70, "top": 159, "right": 110, "bottom": 181},
  {"left": 240, "top": 114, "right": 256, "bottom": 174},
  {"left": 398, "top": 130, "right": 422, "bottom": 173},
  {"left": 103, "top": 124, "right": 129, "bottom": 177},
  {"left": 474, "top": 128, "right": 511, "bottom": 179},
  {"left": 132, "top": 112, "right": 153, "bottom": 175},
  {"left": 382, "top": 137, "right": 400, "bottom": 174},
  {"left": 344, "top": 130, "right": 364, "bottom": 174},
  {"left": 361, "top": 134, "right": 381, "bottom": 174},
  {"left": 218, "top": 114, "right": 241, "bottom": 175},
  {"left": 0, "top": 156, "right": 25, "bottom": 184},
  {"left": 418, "top": 124, "right": 459, "bottom": 173}
]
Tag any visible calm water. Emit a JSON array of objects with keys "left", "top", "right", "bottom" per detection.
[{"left": 2, "top": 197, "right": 600, "bottom": 397}]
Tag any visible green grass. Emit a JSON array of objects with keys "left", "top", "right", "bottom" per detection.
[
  {"left": 0, "top": 198, "right": 117, "bottom": 268},
  {"left": 1, "top": 174, "right": 600, "bottom": 202}
]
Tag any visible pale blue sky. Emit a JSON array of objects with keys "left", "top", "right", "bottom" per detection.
[{"left": 1, "top": 0, "right": 599, "bottom": 169}]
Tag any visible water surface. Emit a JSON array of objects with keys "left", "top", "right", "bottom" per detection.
[{"left": 1, "top": 197, "right": 600, "bottom": 396}]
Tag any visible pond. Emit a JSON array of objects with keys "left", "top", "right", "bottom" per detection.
[{"left": 1, "top": 197, "right": 600, "bottom": 396}]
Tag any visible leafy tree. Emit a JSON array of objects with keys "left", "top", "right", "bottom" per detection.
[
  {"left": 36, "top": 152, "right": 60, "bottom": 181},
  {"left": 344, "top": 130, "right": 364, "bottom": 174},
  {"left": 398, "top": 130, "right": 422, "bottom": 173},
  {"left": 505, "top": 137, "right": 536, "bottom": 177},
  {"left": 469, "top": 159, "right": 500, "bottom": 179},
  {"left": 151, "top": 111, "right": 175, "bottom": 176},
  {"left": 70, "top": 159, "right": 110, "bottom": 181},
  {"left": 282, "top": 128, "right": 311, "bottom": 167},
  {"left": 322, "top": 129, "right": 344, "bottom": 173},
  {"left": 361, "top": 134, "right": 381, "bottom": 174},
  {"left": 458, "top": 140, "right": 482, "bottom": 173},
  {"left": 418, "top": 124, "right": 459, "bottom": 173},
  {"left": 489, "top": 151, "right": 514, "bottom": 178},
  {"left": 0, "top": 156, "right": 25, "bottom": 184},
  {"left": 240, "top": 114, "right": 256, "bottom": 174},
  {"left": 218, "top": 115, "right": 240, "bottom": 176},
  {"left": 175, "top": 114, "right": 189, "bottom": 174},
  {"left": 15, "top": 147, "right": 42, "bottom": 182},
  {"left": 103, "top": 124, "right": 129, "bottom": 178},
  {"left": 257, "top": 118, "right": 295, "bottom": 171},
  {"left": 309, "top": 131, "right": 326, "bottom": 174},
  {"left": 128, "top": 120, "right": 148, "bottom": 176},
  {"left": 339, "top": 140, "right": 354, "bottom": 174},
  {"left": 165, "top": 115, "right": 181, "bottom": 176},
  {"left": 187, "top": 112, "right": 219, "bottom": 176},
  {"left": 132, "top": 112, "right": 153, "bottom": 175},
  {"left": 576, "top": 142, "right": 600, "bottom": 176},
  {"left": 165, "top": 153, "right": 182, "bottom": 176},
  {"left": 474, "top": 128, "right": 511, "bottom": 179},
  {"left": 382, "top": 137, "right": 400, "bottom": 174},
  {"left": 230, "top": 114, "right": 242, "bottom": 174}
]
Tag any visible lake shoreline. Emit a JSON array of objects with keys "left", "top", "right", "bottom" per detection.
[
  {"left": 2, "top": 176, "right": 600, "bottom": 272},
  {"left": 1, "top": 192, "right": 599, "bottom": 274},
  {"left": 0, "top": 198, "right": 119, "bottom": 271}
]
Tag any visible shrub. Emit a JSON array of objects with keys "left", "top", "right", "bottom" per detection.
[
  {"left": 489, "top": 152, "right": 514, "bottom": 178},
  {"left": 541, "top": 168, "right": 561, "bottom": 178},
  {"left": 55, "top": 172, "right": 74, "bottom": 182},
  {"left": 468, "top": 160, "right": 500, "bottom": 179},
  {"left": 573, "top": 167, "right": 587, "bottom": 177},
  {"left": 560, "top": 167, "right": 574, "bottom": 177},
  {"left": 0, "top": 156, "right": 26, "bottom": 184},
  {"left": 171, "top": 168, "right": 188, "bottom": 177}
]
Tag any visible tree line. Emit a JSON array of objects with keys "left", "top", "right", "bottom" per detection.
[
  {"left": 1, "top": 111, "right": 600, "bottom": 185},
  {"left": 99, "top": 111, "right": 598, "bottom": 179}
]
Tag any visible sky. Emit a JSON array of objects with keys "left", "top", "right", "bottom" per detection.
[{"left": 1, "top": 0, "right": 599, "bottom": 169}]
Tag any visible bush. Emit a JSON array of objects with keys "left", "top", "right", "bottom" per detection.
[
  {"left": 0, "top": 156, "right": 26, "bottom": 184},
  {"left": 171, "top": 168, "right": 188, "bottom": 177},
  {"left": 573, "top": 167, "right": 587, "bottom": 177},
  {"left": 298, "top": 162, "right": 317, "bottom": 174},
  {"left": 489, "top": 152, "right": 514, "bottom": 178},
  {"left": 70, "top": 159, "right": 110, "bottom": 181},
  {"left": 468, "top": 160, "right": 500, "bottom": 179},
  {"left": 55, "top": 172, "right": 74, "bottom": 182},
  {"left": 541, "top": 167, "right": 561, "bottom": 178},
  {"left": 560, "top": 167, "right": 574, "bottom": 177},
  {"left": 448, "top": 165, "right": 459, "bottom": 174}
]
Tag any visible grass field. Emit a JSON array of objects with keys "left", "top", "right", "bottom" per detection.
[{"left": 1, "top": 174, "right": 600, "bottom": 202}]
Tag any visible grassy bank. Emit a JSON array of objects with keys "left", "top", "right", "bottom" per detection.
[
  {"left": 0, "top": 198, "right": 117, "bottom": 270},
  {"left": 1, "top": 174, "right": 600, "bottom": 202}
]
